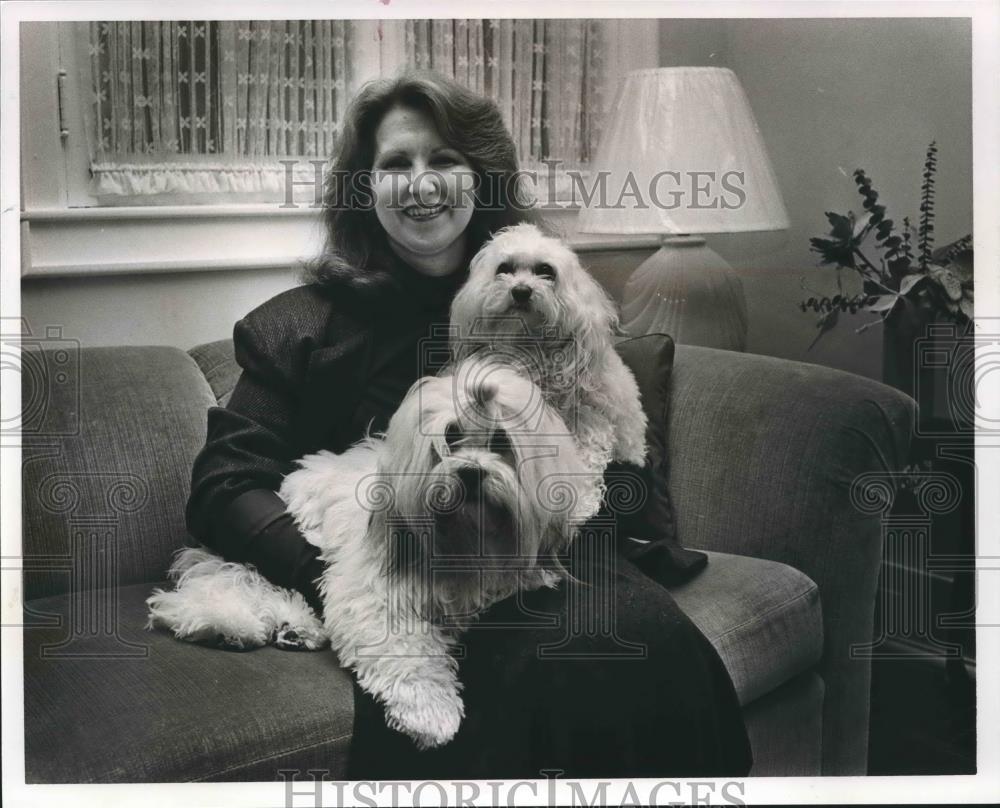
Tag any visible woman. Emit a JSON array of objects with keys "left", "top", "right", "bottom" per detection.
[{"left": 186, "top": 70, "right": 751, "bottom": 779}]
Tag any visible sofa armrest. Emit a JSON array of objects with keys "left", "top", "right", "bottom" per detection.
[{"left": 667, "top": 345, "right": 915, "bottom": 775}]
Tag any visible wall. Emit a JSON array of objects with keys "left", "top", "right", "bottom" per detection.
[
  {"left": 20, "top": 267, "right": 302, "bottom": 349},
  {"left": 710, "top": 18, "right": 972, "bottom": 379},
  {"left": 18, "top": 207, "right": 653, "bottom": 349}
]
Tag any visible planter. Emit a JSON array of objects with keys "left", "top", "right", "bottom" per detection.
[{"left": 881, "top": 302, "right": 974, "bottom": 427}]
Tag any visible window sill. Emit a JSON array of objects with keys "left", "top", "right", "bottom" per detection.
[
  {"left": 21, "top": 204, "right": 324, "bottom": 222},
  {"left": 21, "top": 204, "right": 659, "bottom": 279},
  {"left": 21, "top": 204, "right": 326, "bottom": 279}
]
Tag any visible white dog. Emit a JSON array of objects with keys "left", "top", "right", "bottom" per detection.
[
  {"left": 450, "top": 223, "right": 648, "bottom": 477},
  {"left": 147, "top": 357, "right": 601, "bottom": 749}
]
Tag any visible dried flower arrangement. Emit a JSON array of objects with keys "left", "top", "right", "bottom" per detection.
[{"left": 801, "top": 142, "right": 972, "bottom": 348}]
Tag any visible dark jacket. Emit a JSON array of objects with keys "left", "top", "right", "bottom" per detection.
[{"left": 186, "top": 263, "right": 464, "bottom": 611}]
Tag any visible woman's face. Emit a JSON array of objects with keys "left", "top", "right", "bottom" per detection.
[{"left": 371, "top": 105, "right": 477, "bottom": 277}]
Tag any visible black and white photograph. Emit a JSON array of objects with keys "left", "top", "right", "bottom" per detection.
[{"left": 2, "top": 1, "right": 998, "bottom": 805}]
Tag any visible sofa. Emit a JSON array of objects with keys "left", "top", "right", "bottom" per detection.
[{"left": 21, "top": 337, "right": 914, "bottom": 781}]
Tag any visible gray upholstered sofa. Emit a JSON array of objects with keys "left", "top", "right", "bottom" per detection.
[{"left": 21, "top": 337, "right": 913, "bottom": 781}]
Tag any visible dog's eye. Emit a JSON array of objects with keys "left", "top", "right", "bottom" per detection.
[
  {"left": 488, "top": 428, "right": 513, "bottom": 457},
  {"left": 444, "top": 423, "right": 463, "bottom": 448},
  {"left": 496, "top": 262, "right": 514, "bottom": 275},
  {"left": 533, "top": 263, "right": 555, "bottom": 280}
]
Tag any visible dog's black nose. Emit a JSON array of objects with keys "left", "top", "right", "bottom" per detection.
[
  {"left": 456, "top": 465, "right": 485, "bottom": 488},
  {"left": 511, "top": 285, "right": 533, "bottom": 303}
]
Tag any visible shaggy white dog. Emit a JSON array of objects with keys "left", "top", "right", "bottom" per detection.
[
  {"left": 147, "top": 357, "right": 602, "bottom": 749},
  {"left": 450, "top": 223, "right": 648, "bottom": 476}
]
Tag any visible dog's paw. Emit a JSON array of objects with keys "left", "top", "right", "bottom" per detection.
[
  {"left": 616, "top": 443, "right": 648, "bottom": 468},
  {"left": 214, "top": 633, "right": 262, "bottom": 651},
  {"left": 385, "top": 682, "right": 465, "bottom": 750},
  {"left": 614, "top": 418, "right": 649, "bottom": 467},
  {"left": 273, "top": 622, "right": 327, "bottom": 652},
  {"left": 539, "top": 569, "right": 562, "bottom": 589}
]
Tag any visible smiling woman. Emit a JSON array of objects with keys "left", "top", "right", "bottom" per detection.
[
  {"left": 371, "top": 106, "right": 477, "bottom": 277},
  {"left": 306, "top": 71, "right": 536, "bottom": 287}
]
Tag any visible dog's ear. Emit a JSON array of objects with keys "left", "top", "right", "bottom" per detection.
[
  {"left": 509, "top": 384, "right": 603, "bottom": 527},
  {"left": 560, "top": 250, "right": 620, "bottom": 360},
  {"left": 380, "top": 377, "right": 447, "bottom": 480},
  {"left": 467, "top": 237, "right": 494, "bottom": 277},
  {"left": 450, "top": 240, "right": 497, "bottom": 346}
]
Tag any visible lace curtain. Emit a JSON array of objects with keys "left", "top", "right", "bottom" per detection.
[
  {"left": 401, "top": 20, "right": 604, "bottom": 171},
  {"left": 84, "top": 19, "right": 605, "bottom": 198}
]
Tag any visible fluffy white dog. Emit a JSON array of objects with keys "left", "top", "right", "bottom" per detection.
[
  {"left": 147, "top": 357, "right": 601, "bottom": 749},
  {"left": 450, "top": 223, "right": 648, "bottom": 477}
]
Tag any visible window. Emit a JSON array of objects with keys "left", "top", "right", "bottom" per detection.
[
  {"left": 20, "top": 18, "right": 656, "bottom": 278},
  {"left": 82, "top": 19, "right": 614, "bottom": 203}
]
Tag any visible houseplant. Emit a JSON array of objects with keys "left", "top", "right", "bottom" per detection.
[{"left": 802, "top": 142, "right": 973, "bottom": 413}]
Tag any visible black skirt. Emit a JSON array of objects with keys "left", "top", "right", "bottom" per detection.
[{"left": 347, "top": 532, "right": 752, "bottom": 780}]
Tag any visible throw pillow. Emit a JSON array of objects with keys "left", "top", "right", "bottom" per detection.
[{"left": 611, "top": 333, "right": 708, "bottom": 585}]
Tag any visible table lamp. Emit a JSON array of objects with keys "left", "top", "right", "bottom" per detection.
[{"left": 577, "top": 67, "right": 789, "bottom": 350}]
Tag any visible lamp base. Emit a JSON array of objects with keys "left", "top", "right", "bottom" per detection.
[{"left": 621, "top": 236, "right": 748, "bottom": 352}]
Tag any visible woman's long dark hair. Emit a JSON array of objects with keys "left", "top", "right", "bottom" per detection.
[{"left": 305, "top": 70, "right": 540, "bottom": 284}]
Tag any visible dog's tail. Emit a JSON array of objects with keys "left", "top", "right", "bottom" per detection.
[
  {"left": 166, "top": 546, "right": 223, "bottom": 581},
  {"left": 144, "top": 546, "right": 240, "bottom": 632}
]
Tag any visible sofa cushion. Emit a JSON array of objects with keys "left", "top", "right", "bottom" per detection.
[
  {"left": 189, "top": 339, "right": 242, "bottom": 407},
  {"left": 23, "top": 551, "right": 820, "bottom": 782},
  {"left": 667, "top": 550, "right": 823, "bottom": 705},
  {"left": 21, "top": 346, "right": 218, "bottom": 599},
  {"left": 23, "top": 583, "right": 354, "bottom": 783}
]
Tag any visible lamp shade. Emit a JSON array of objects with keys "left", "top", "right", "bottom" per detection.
[{"left": 577, "top": 67, "right": 789, "bottom": 235}]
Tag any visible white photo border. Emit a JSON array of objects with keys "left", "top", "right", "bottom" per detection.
[{"left": 2, "top": 1, "right": 998, "bottom": 805}]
